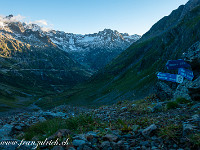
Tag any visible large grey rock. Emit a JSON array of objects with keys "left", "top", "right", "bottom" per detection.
[
  {"left": 151, "top": 102, "right": 166, "bottom": 112},
  {"left": 52, "top": 146, "right": 65, "bottom": 150},
  {"left": 142, "top": 124, "right": 157, "bottom": 137},
  {"left": 188, "top": 77, "right": 200, "bottom": 101},
  {"left": 101, "top": 141, "right": 111, "bottom": 150},
  {"left": 173, "top": 76, "right": 200, "bottom": 101},
  {"left": 72, "top": 140, "right": 86, "bottom": 147},
  {"left": 103, "top": 134, "right": 119, "bottom": 142},
  {"left": 173, "top": 81, "right": 192, "bottom": 101},
  {"left": 183, "top": 41, "right": 200, "bottom": 70},
  {"left": 48, "top": 129, "right": 71, "bottom": 140},
  {"left": 38, "top": 116, "right": 46, "bottom": 122},
  {"left": 182, "top": 123, "right": 196, "bottom": 136},
  {"left": 0, "top": 124, "right": 14, "bottom": 140},
  {"left": 188, "top": 76, "right": 200, "bottom": 101},
  {"left": 172, "top": 41, "right": 200, "bottom": 101},
  {"left": 154, "top": 82, "right": 173, "bottom": 100},
  {"left": 42, "top": 112, "right": 67, "bottom": 119}
]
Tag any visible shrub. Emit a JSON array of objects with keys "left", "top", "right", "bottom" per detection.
[
  {"left": 158, "top": 124, "right": 182, "bottom": 140},
  {"left": 176, "top": 97, "right": 190, "bottom": 104},
  {"left": 189, "top": 133, "right": 200, "bottom": 147},
  {"left": 166, "top": 101, "right": 178, "bottom": 109}
]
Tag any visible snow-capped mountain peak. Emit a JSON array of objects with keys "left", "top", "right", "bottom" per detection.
[{"left": 0, "top": 15, "right": 141, "bottom": 71}]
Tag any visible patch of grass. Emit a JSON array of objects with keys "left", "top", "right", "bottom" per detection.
[
  {"left": 166, "top": 101, "right": 178, "bottom": 109},
  {"left": 176, "top": 97, "right": 190, "bottom": 104},
  {"left": 130, "top": 117, "right": 156, "bottom": 128},
  {"left": 23, "top": 118, "right": 65, "bottom": 141},
  {"left": 23, "top": 114, "right": 106, "bottom": 141},
  {"left": 127, "top": 95, "right": 158, "bottom": 114},
  {"left": 117, "top": 119, "right": 132, "bottom": 133},
  {"left": 158, "top": 124, "right": 182, "bottom": 141},
  {"left": 189, "top": 133, "right": 200, "bottom": 147}
]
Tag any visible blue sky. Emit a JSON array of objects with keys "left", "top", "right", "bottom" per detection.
[{"left": 0, "top": 0, "right": 188, "bottom": 35}]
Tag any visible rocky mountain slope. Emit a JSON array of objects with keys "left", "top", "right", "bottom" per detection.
[
  {"left": 0, "top": 95, "right": 199, "bottom": 149},
  {"left": 49, "top": 0, "right": 200, "bottom": 106},
  {"left": 47, "top": 29, "right": 140, "bottom": 71}
]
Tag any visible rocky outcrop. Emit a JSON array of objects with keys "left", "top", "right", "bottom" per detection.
[
  {"left": 154, "top": 82, "right": 173, "bottom": 100},
  {"left": 173, "top": 41, "right": 200, "bottom": 101},
  {"left": 183, "top": 41, "right": 200, "bottom": 72}
]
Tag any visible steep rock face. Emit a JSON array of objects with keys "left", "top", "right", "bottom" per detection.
[
  {"left": 141, "top": 0, "right": 200, "bottom": 41},
  {"left": 183, "top": 41, "right": 200, "bottom": 72},
  {"left": 47, "top": 29, "right": 140, "bottom": 71}
]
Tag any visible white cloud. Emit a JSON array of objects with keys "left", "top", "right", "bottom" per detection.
[
  {"left": 33, "top": 20, "right": 48, "bottom": 26},
  {"left": 0, "top": 14, "right": 53, "bottom": 32},
  {"left": 11, "top": 15, "right": 26, "bottom": 22}
]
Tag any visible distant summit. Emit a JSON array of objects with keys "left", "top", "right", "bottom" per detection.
[
  {"left": 5, "top": 14, "right": 13, "bottom": 19},
  {"left": 48, "top": 28, "right": 140, "bottom": 71}
]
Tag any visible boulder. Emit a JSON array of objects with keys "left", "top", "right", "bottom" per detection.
[
  {"left": 0, "top": 124, "right": 14, "bottom": 140},
  {"left": 151, "top": 102, "right": 166, "bottom": 112},
  {"left": 182, "top": 123, "right": 196, "bottom": 136},
  {"left": 183, "top": 41, "right": 200, "bottom": 71},
  {"left": 38, "top": 116, "right": 46, "bottom": 122},
  {"left": 100, "top": 141, "right": 111, "bottom": 150},
  {"left": 72, "top": 140, "right": 86, "bottom": 147},
  {"left": 173, "top": 82, "right": 192, "bottom": 101},
  {"left": 48, "top": 129, "right": 71, "bottom": 140},
  {"left": 142, "top": 124, "right": 157, "bottom": 137},
  {"left": 52, "top": 146, "right": 65, "bottom": 150},
  {"left": 188, "top": 76, "right": 200, "bottom": 101},
  {"left": 103, "top": 134, "right": 119, "bottom": 142},
  {"left": 154, "top": 82, "right": 173, "bottom": 100}
]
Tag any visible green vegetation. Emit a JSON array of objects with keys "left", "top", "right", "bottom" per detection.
[
  {"left": 166, "top": 101, "right": 178, "bottom": 109},
  {"left": 189, "top": 133, "right": 200, "bottom": 146},
  {"left": 117, "top": 119, "right": 132, "bottom": 133},
  {"left": 158, "top": 124, "right": 182, "bottom": 140},
  {"left": 176, "top": 97, "right": 190, "bottom": 104},
  {"left": 23, "top": 114, "right": 107, "bottom": 141}
]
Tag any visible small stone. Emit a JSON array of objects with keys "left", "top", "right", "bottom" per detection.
[
  {"left": 101, "top": 141, "right": 111, "bottom": 149},
  {"left": 140, "top": 141, "right": 149, "bottom": 146},
  {"left": 72, "top": 140, "right": 86, "bottom": 147},
  {"left": 191, "top": 114, "right": 200, "bottom": 121},
  {"left": 0, "top": 124, "right": 14, "bottom": 139},
  {"left": 191, "top": 103, "right": 200, "bottom": 109},
  {"left": 121, "top": 107, "right": 127, "bottom": 111},
  {"left": 103, "top": 134, "right": 118, "bottom": 142},
  {"left": 123, "top": 134, "right": 134, "bottom": 139},
  {"left": 151, "top": 103, "right": 164, "bottom": 112},
  {"left": 73, "top": 134, "right": 87, "bottom": 141},
  {"left": 132, "top": 104, "right": 136, "bottom": 107},
  {"left": 183, "top": 124, "right": 196, "bottom": 136},
  {"left": 130, "top": 139, "right": 136, "bottom": 147},
  {"left": 15, "top": 125, "right": 23, "bottom": 131},
  {"left": 82, "top": 145, "right": 92, "bottom": 150},
  {"left": 52, "top": 146, "right": 65, "bottom": 150},
  {"left": 68, "top": 147, "right": 76, "bottom": 150},
  {"left": 173, "top": 144, "right": 178, "bottom": 148},
  {"left": 48, "top": 129, "right": 71, "bottom": 140},
  {"left": 38, "top": 116, "right": 46, "bottom": 122},
  {"left": 132, "top": 125, "right": 140, "bottom": 132}
]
